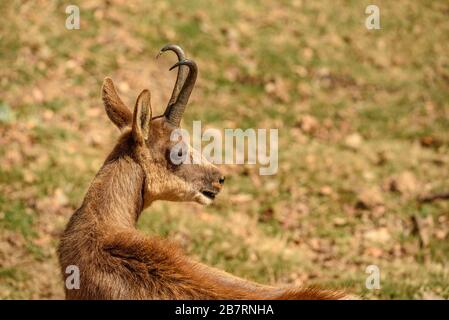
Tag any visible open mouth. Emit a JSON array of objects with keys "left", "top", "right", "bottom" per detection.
[{"left": 200, "top": 190, "right": 217, "bottom": 200}]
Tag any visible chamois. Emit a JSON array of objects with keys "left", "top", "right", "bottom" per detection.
[{"left": 57, "top": 44, "right": 348, "bottom": 300}]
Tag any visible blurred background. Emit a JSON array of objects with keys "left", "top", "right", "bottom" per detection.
[{"left": 0, "top": 0, "right": 448, "bottom": 299}]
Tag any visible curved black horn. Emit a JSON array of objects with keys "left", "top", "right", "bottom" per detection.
[
  {"left": 165, "top": 59, "right": 198, "bottom": 127},
  {"left": 157, "top": 44, "right": 187, "bottom": 111}
]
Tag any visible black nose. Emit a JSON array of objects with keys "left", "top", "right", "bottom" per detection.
[{"left": 218, "top": 176, "right": 225, "bottom": 185}]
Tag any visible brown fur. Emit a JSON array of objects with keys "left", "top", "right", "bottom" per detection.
[{"left": 57, "top": 77, "right": 349, "bottom": 300}]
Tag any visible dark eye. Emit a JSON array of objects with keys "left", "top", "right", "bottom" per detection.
[{"left": 169, "top": 142, "right": 188, "bottom": 165}]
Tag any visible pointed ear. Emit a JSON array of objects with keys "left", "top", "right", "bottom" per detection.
[
  {"left": 132, "top": 89, "right": 152, "bottom": 144},
  {"left": 102, "top": 77, "right": 132, "bottom": 130}
]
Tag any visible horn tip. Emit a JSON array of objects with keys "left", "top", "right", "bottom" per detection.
[{"left": 169, "top": 62, "right": 181, "bottom": 71}]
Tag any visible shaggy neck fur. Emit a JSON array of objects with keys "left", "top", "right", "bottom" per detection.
[{"left": 82, "top": 135, "right": 146, "bottom": 229}]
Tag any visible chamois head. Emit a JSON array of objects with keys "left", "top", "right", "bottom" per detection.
[{"left": 101, "top": 45, "right": 225, "bottom": 206}]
